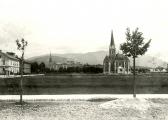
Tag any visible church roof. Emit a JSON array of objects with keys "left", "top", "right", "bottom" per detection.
[
  {"left": 103, "top": 54, "right": 129, "bottom": 63},
  {"left": 103, "top": 55, "right": 110, "bottom": 62},
  {"left": 115, "top": 53, "right": 129, "bottom": 61}
]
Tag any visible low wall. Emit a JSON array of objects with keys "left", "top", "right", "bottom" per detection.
[{"left": 0, "top": 73, "right": 168, "bottom": 94}]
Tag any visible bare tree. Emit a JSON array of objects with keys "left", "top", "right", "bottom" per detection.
[
  {"left": 120, "top": 28, "right": 151, "bottom": 98},
  {"left": 16, "top": 38, "right": 28, "bottom": 104}
]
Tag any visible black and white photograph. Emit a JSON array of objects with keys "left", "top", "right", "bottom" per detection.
[{"left": 0, "top": 0, "right": 168, "bottom": 119}]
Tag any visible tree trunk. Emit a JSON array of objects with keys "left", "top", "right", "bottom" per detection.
[
  {"left": 20, "top": 60, "right": 23, "bottom": 104},
  {"left": 133, "top": 57, "right": 136, "bottom": 98},
  {"left": 20, "top": 53, "right": 24, "bottom": 104}
]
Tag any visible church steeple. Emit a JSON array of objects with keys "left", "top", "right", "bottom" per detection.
[
  {"left": 49, "top": 52, "right": 52, "bottom": 63},
  {"left": 49, "top": 52, "right": 52, "bottom": 70},
  {"left": 109, "top": 30, "right": 116, "bottom": 56},
  {"left": 110, "top": 30, "right": 115, "bottom": 47}
]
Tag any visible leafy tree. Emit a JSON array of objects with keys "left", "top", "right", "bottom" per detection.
[
  {"left": 31, "top": 62, "right": 39, "bottom": 73},
  {"left": 166, "top": 65, "right": 168, "bottom": 73},
  {"left": 45, "top": 67, "right": 51, "bottom": 73},
  {"left": 39, "top": 62, "right": 46, "bottom": 73},
  {"left": 58, "top": 67, "right": 64, "bottom": 73},
  {"left": 67, "top": 67, "right": 74, "bottom": 73},
  {"left": 75, "top": 67, "right": 82, "bottom": 73},
  {"left": 156, "top": 66, "right": 164, "bottom": 72},
  {"left": 16, "top": 38, "right": 28, "bottom": 104},
  {"left": 82, "top": 65, "right": 103, "bottom": 73},
  {"left": 120, "top": 28, "right": 151, "bottom": 98}
]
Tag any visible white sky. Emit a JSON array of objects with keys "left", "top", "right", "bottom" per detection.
[{"left": 0, "top": 0, "right": 168, "bottom": 61}]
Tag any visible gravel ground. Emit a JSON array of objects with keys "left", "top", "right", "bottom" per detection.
[{"left": 0, "top": 98, "right": 168, "bottom": 120}]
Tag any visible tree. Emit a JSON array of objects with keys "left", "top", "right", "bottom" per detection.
[
  {"left": 39, "top": 62, "right": 46, "bottom": 73},
  {"left": 31, "top": 62, "right": 39, "bottom": 73},
  {"left": 156, "top": 66, "right": 164, "bottom": 72},
  {"left": 120, "top": 28, "right": 151, "bottom": 98},
  {"left": 16, "top": 38, "right": 28, "bottom": 104}
]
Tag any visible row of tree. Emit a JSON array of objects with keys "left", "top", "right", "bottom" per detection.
[
  {"left": 31, "top": 61, "right": 158, "bottom": 74},
  {"left": 31, "top": 62, "right": 103, "bottom": 73},
  {"left": 55, "top": 65, "right": 103, "bottom": 73},
  {"left": 130, "top": 67, "right": 150, "bottom": 73},
  {"left": 31, "top": 62, "right": 46, "bottom": 73}
]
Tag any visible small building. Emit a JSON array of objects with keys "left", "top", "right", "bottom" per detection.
[
  {"left": 103, "top": 31, "right": 130, "bottom": 74},
  {"left": 23, "top": 61, "right": 31, "bottom": 74},
  {"left": 52, "top": 62, "right": 68, "bottom": 71}
]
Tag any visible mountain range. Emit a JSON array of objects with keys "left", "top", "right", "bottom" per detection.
[{"left": 27, "top": 51, "right": 168, "bottom": 68}]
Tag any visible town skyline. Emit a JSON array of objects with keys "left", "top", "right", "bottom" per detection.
[{"left": 0, "top": 0, "right": 168, "bottom": 61}]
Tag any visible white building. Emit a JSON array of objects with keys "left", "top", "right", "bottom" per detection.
[{"left": 0, "top": 51, "right": 20, "bottom": 75}]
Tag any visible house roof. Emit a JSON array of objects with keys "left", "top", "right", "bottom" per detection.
[
  {"left": 0, "top": 51, "right": 19, "bottom": 61},
  {"left": 24, "top": 61, "right": 31, "bottom": 64}
]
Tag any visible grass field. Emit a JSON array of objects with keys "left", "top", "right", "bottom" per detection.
[
  {"left": 0, "top": 98, "right": 168, "bottom": 120},
  {"left": 0, "top": 73, "right": 168, "bottom": 94}
]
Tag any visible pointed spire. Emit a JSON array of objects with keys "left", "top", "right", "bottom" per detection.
[
  {"left": 49, "top": 52, "right": 52, "bottom": 63},
  {"left": 109, "top": 30, "right": 116, "bottom": 56},
  {"left": 110, "top": 30, "right": 115, "bottom": 47}
]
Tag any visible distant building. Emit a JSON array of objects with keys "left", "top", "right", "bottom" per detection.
[
  {"left": 103, "top": 31, "right": 130, "bottom": 74},
  {"left": 49, "top": 52, "right": 53, "bottom": 70},
  {"left": 150, "top": 66, "right": 167, "bottom": 72},
  {"left": 48, "top": 53, "right": 83, "bottom": 71},
  {"left": 66, "top": 60, "right": 83, "bottom": 68},
  {"left": 51, "top": 62, "right": 68, "bottom": 71}
]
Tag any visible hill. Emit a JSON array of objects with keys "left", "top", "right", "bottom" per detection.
[
  {"left": 27, "top": 55, "right": 68, "bottom": 67},
  {"left": 53, "top": 51, "right": 107, "bottom": 65},
  {"left": 27, "top": 51, "right": 167, "bottom": 68},
  {"left": 129, "top": 55, "right": 167, "bottom": 68}
]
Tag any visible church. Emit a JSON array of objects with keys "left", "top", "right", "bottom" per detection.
[{"left": 103, "top": 31, "right": 130, "bottom": 74}]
